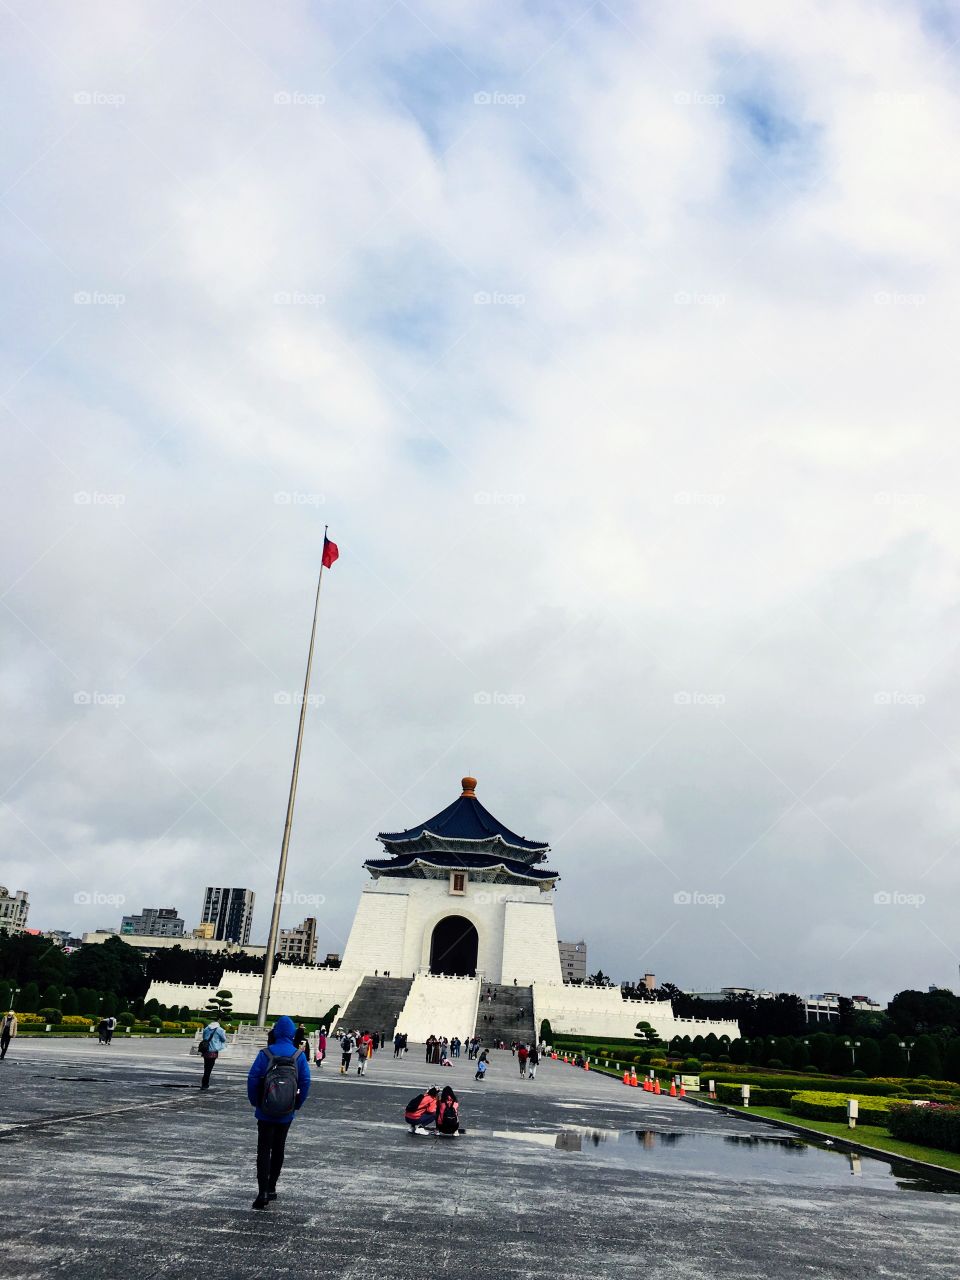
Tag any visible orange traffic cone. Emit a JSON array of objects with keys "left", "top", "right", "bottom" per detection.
[
  {"left": 669, "top": 1081, "right": 677, "bottom": 1097},
  {"left": 584, "top": 1060, "right": 590, "bottom": 1071},
  {"left": 623, "top": 1071, "right": 630, "bottom": 1085},
  {"left": 630, "top": 1070, "right": 638, "bottom": 1087},
  {"left": 679, "top": 1084, "right": 686, "bottom": 1097},
  {"left": 654, "top": 1079, "right": 661, "bottom": 1095}
]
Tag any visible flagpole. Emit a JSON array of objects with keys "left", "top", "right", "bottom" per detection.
[{"left": 256, "top": 528, "right": 329, "bottom": 1027}]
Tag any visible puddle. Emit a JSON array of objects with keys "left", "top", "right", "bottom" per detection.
[{"left": 480, "top": 1127, "right": 959, "bottom": 1194}]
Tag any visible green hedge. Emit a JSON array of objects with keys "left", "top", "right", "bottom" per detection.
[
  {"left": 886, "top": 1104, "right": 960, "bottom": 1154},
  {"left": 716, "top": 1083, "right": 795, "bottom": 1107},
  {"left": 790, "top": 1091, "right": 894, "bottom": 1125},
  {"left": 709, "top": 1073, "right": 901, "bottom": 1096}
]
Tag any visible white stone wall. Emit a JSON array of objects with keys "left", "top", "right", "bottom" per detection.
[
  {"left": 531, "top": 982, "right": 740, "bottom": 1042},
  {"left": 339, "top": 876, "right": 562, "bottom": 984},
  {"left": 340, "top": 889, "right": 409, "bottom": 974},
  {"left": 501, "top": 899, "right": 563, "bottom": 984},
  {"left": 395, "top": 974, "right": 480, "bottom": 1043},
  {"left": 146, "top": 965, "right": 362, "bottom": 1021}
]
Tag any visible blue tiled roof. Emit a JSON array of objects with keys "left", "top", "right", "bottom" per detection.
[
  {"left": 378, "top": 790, "right": 548, "bottom": 855},
  {"left": 364, "top": 849, "right": 557, "bottom": 883}
]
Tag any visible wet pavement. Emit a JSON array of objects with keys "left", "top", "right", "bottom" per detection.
[{"left": 1, "top": 1038, "right": 959, "bottom": 1278}]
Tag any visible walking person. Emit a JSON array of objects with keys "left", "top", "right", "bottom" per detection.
[
  {"left": 199, "top": 1019, "right": 228, "bottom": 1089},
  {"left": 247, "top": 1015, "right": 311, "bottom": 1210},
  {"left": 358, "top": 1031, "right": 373, "bottom": 1076},
  {"left": 316, "top": 1026, "right": 327, "bottom": 1067},
  {"left": 394, "top": 1031, "right": 404, "bottom": 1059},
  {"left": 340, "top": 1029, "right": 356, "bottom": 1074},
  {"left": 528, "top": 1043, "right": 539, "bottom": 1080},
  {"left": 0, "top": 1011, "right": 16, "bottom": 1060},
  {"left": 518, "top": 1042, "right": 528, "bottom": 1078}
]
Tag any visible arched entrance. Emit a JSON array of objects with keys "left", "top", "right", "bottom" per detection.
[{"left": 430, "top": 915, "right": 479, "bottom": 976}]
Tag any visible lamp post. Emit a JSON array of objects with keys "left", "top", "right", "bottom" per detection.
[
  {"left": 899, "top": 1040, "right": 913, "bottom": 1068},
  {"left": 844, "top": 1038, "right": 860, "bottom": 1068}
]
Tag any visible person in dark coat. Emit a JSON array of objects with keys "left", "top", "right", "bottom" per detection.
[{"left": 247, "top": 1015, "right": 311, "bottom": 1210}]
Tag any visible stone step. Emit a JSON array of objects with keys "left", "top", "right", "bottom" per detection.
[
  {"left": 475, "top": 982, "right": 535, "bottom": 1047},
  {"left": 336, "top": 976, "right": 414, "bottom": 1039}
]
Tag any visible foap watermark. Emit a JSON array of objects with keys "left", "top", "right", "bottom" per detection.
[
  {"left": 874, "top": 290, "right": 925, "bottom": 307},
  {"left": 674, "top": 290, "right": 726, "bottom": 308},
  {"left": 674, "top": 490, "right": 726, "bottom": 507},
  {"left": 873, "top": 890, "right": 925, "bottom": 908},
  {"left": 73, "top": 90, "right": 125, "bottom": 108},
  {"left": 274, "top": 90, "right": 325, "bottom": 107},
  {"left": 673, "top": 890, "right": 726, "bottom": 908},
  {"left": 674, "top": 691, "right": 726, "bottom": 707},
  {"left": 474, "top": 889, "right": 513, "bottom": 906},
  {"left": 474, "top": 691, "right": 526, "bottom": 707},
  {"left": 873, "top": 491, "right": 926, "bottom": 507},
  {"left": 473, "top": 290, "right": 525, "bottom": 307},
  {"left": 275, "top": 691, "right": 325, "bottom": 707},
  {"left": 279, "top": 890, "right": 327, "bottom": 908},
  {"left": 673, "top": 90, "right": 725, "bottom": 107},
  {"left": 274, "top": 290, "right": 325, "bottom": 307},
  {"left": 74, "top": 490, "right": 126, "bottom": 506},
  {"left": 74, "top": 291, "right": 126, "bottom": 308},
  {"left": 474, "top": 90, "right": 526, "bottom": 107},
  {"left": 874, "top": 691, "right": 925, "bottom": 707},
  {"left": 74, "top": 690, "right": 125, "bottom": 707},
  {"left": 74, "top": 890, "right": 126, "bottom": 906},
  {"left": 473, "top": 491, "right": 525, "bottom": 505},
  {"left": 274, "top": 490, "right": 325, "bottom": 507}
]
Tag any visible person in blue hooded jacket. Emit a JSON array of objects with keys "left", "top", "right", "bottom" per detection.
[{"left": 247, "top": 1015, "right": 311, "bottom": 1210}]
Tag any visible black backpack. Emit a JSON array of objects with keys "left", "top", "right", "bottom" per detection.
[{"left": 259, "top": 1047, "right": 301, "bottom": 1119}]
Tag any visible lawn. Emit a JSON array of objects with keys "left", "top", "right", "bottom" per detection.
[{"left": 721, "top": 1103, "right": 960, "bottom": 1174}]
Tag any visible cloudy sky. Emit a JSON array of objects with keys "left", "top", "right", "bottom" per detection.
[{"left": 2, "top": 1, "right": 958, "bottom": 1001}]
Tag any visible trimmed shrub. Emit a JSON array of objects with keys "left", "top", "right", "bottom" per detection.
[
  {"left": 716, "top": 1083, "right": 795, "bottom": 1107},
  {"left": 60, "top": 1016, "right": 93, "bottom": 1027},
  {"left": 38, "top": 1007, "right": 63, "bottom": 1024},
  {"left": 886, "top": 1103, "right": 960, "bottom": 1154},
  {"left": 14, "top": 1011, "right": 43, "bottom": 1024},
  {"left": 682, "top": 1057, "right": 701, "bottom": 1071},
  {"left": 708, "top": 1073, "right": 901, "bottom": 1096},
  {"left": 649, "top": 1057, "right": 667, "bottom": 1067},
  {"left": 118, "top": 1012, "right": 135, "bottom": 1027},
  {"left": 790, "top": 1091, "right": 894, "bottom": 1125}
]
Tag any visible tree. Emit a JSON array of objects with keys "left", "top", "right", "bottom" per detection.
[
  {"left": 856, "top": 1037, "right": 882, "bottom": 1077},
  {"left": 880, "top": 1033, "right": 906, "bottom": 1075},
  {"left": 205, "top": 989, "right": 233, "bottom": 1019},
  {"left": 62, "top": 988, "right": 79, "bottom": 1016},
  {"left": 68, "top": 937, "right": 148, "bottom": 1003},
  {"left": 911, "top": 1034, "right": 943, "bottom": 1077},
  {"left": 0, "top": 982, "right": 10, "bottom": 1010},
  {"left": 19, "top": 981, "right": 40, "bottom": 1012},
  {"left": 634, "top": 1021, "right": 661, "bottom": 1045},
  {"left": 587, "top": 970, "right": 610, "bottom": 987},
  {"left": 829, "top": 1036, "right": 852, "bottom": 1075},
  {"left": 944, "top": 1038, "right": 960, "bottom": 1085},
  {"left": 42, "top": 983, "right": 62, "bottom": 1008},
  {"left": 888, "top": 988, "right": 960, "bottom": 1037}
]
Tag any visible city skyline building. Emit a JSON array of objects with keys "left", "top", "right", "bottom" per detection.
[{"left": 201, "top": 886, "right": 255, "bottom": 945}]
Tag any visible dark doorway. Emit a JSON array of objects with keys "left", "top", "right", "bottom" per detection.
[{"left": 430, "top": 916, "right": 479, "bottom": 976}]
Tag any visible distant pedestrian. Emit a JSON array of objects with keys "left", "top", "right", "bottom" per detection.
[
  {"left": 0, "top": 1011, "right": 16, "bottom": 1060},
  {"left": 528, "top": 1044, "right": 539, "bottom": 1080},
  {"left": 475, "top": 1057, "right": 488, "bottom": 1082},
  {"left": 394, "top": 1032, "right": 404, "bottom": 1059},
  {"left": 316, "top": 1026, "right": 327, "bottom": 1067},
  {"left": 518, "top": 1043, "right": 529, "bottom": 1077},
  {"left": 340, "top": 1030, "right": 356, "bottom": 1074},
  {"left": 97, "top": 1017, "right": 108, "bottom": 1044},
  {"left": 293, "top": 1022, "right": 309, "bottom": 1058},
  {"left": 199, "top": 1019, "right": 228, "bottom": 1089},
  {"left": 247, "top": 1015, "right": 311, "bottom": 1211},
  {"left": 358, "top": 1031, "right": 373, "bottom": 1076}
]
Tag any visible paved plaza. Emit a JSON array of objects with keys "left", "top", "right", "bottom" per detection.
[{"left": 1, "top": 1037, "right": 959, "bottom": 1279}]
